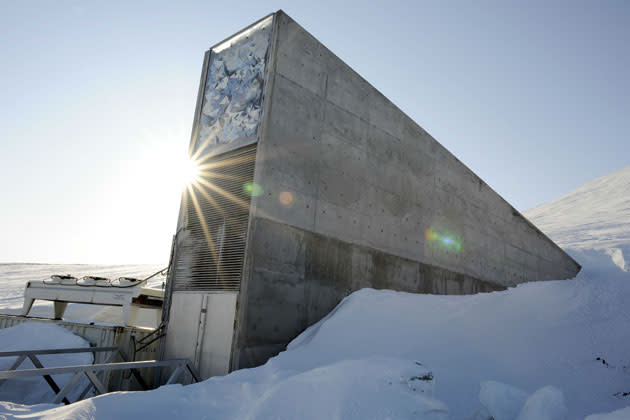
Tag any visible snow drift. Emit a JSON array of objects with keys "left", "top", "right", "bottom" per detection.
[
  {"left": 2, "top": 262, "right": 629, "bottom": 419},
  {"left": 0, "top": 323, "right": 92, "bottom": 405}
]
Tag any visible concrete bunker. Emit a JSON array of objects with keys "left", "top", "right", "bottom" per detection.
[{"left": 161, "top": 11, "right": 581, "bottom": 380}]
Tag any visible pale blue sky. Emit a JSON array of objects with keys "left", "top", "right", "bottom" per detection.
[{"left": 1, "top": 1, "right": 628, "bottom": 264}]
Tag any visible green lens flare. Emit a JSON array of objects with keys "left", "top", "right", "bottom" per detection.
[
  {"left": 425, "top": 228, "right": 462, "bottom": 252},
  {"left": 243, "top": 182, "right": 263, "bottom": 197}
]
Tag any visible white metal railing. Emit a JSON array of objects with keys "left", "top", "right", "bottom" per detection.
[{"left": 0, "top": 346, "right": 200, "bottom": 405}]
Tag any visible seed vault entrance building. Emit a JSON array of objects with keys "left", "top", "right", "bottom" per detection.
[{"left": 162, "top": 11, "right": 581, "bottom": 379}]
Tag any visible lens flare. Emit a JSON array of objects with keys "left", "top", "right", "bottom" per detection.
[
  {"left": 243, "top": 182, "right": 264, "bottom": 197},
  {"left": 425, "top": 228, "right": 462, "bottom": 251},
  {"left": 278, "top": 191, "right": 295, "bottom": 207}
]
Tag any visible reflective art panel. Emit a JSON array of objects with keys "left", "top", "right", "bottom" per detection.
[{"left": 194, "top": 16, "right": 273, "bottom": 156}]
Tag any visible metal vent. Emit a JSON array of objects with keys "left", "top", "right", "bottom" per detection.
[{"left": 172, "top": 145, "right": 257, "bottom": 292}]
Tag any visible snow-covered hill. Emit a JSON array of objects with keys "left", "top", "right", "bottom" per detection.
[
  {"left": 1, "top": 167, "right": 630, "bottom": 419},
  {"left": 525, "top": 166, "right": 630, "bottom": 272}
]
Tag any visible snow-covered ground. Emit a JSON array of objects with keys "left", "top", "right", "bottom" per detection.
[
  {"left": 0, "top": 323, "right": 92, "bottom": 405},
  {"left": 1, "top": 167, "right": 629, "bottom": 419}
]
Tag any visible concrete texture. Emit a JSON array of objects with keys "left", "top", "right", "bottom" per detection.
[
  {"left": 164, "top": 11, "right": 581, "bottom": 376},
  {"left": 231, "top": 11, "right": 581, "bottom": 369},
  {"left": 236, "top": 218, "right": 501, "bottom": 367}
]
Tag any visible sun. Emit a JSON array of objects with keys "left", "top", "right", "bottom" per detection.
[
  {"left": 179, "top": 156, "right": 201, "bottom": 187},
  {"left": 181, "top": 158, "right": 201, "bottom": 186}
]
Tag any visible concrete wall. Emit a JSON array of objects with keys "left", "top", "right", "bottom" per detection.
[
  {"left": 232, "top": 11, "right": 580, "bottom": 369},
  {"left": 236, "top": 218, "right": 500, "bottom": 367}
]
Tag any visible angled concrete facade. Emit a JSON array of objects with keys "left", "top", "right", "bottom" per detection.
[{"left": 163, "top": 11, "right": 581, "bottom": 378}]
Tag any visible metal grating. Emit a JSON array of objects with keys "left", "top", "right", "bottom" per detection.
[{"left": 172, "top": 145, "right": 257, "bottom": 292}]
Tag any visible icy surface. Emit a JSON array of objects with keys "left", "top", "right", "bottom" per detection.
[
  {"left": 0, "top": 323, "right": 92, "bottom": 404},
  {"left": 194, "top": 16, "right": 273, "bottom": 155}
]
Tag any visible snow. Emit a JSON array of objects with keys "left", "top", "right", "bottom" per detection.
[
  {"left": 1, "top": 167, "right": 630, "bottom": 418},
  {"left": 0, "top": 323, "right": 92, "bottom": 405},
  {"left": 525, "top": 165, "right": 630, "bottom": 271},
  {"left": 477, "top": 383, "right": 570, "bottom": 420},
  {"left": 0, "top": 357, "right": 448, "bottom": 420},
  {"left": 585, "top": 406, "right": 630, "bottom": 420},
  {"left": 3, "top": 268, "right": 629, "bottom": 419},
  {"left": 479, "top": 381, "right": 528, "bottom": 420},
  {"left": 233, "top": 358, "right": 447, "bottom": 420},
  {"left": 515, "top": 386, "right": 567, "bottom": 420}
]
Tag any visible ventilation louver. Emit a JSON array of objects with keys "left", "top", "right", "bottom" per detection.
[{"left": 172, "top": 145, "right": 257, "bottom": 292}]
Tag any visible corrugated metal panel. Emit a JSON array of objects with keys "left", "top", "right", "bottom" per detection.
[{"left": 173, "top": 145, "right": 256, "bottom": 292}]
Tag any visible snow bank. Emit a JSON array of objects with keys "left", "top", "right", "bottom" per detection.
[
  {"left": 515, "top": 386, "right": 567, "bottom": 420},
  {"left": 479, "top": 382, "right": 569, "bottom": 420},
  {"left": 3, "top": 258, "right": 630, "bottom": 419},
  {"left": 233, "top": 358, "right": 446, "bottom": 420},
  {"left": 0, "top": 322, "right": 92, "bottom": 404},
  {"left": 0, "top": 358, "right": 448, "bottom": 420},
  {"left": 479, "top": 381, "right": 528, "bottom": 420},
  {"left": 585, "top": 406, "right": 630, "bottom": 420}
]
